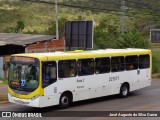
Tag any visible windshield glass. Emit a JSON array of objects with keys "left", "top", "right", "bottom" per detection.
[{"left": 8, "top": 56, "right": 39, "bottom": 92}]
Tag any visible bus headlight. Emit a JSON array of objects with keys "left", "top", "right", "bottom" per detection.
[{"left": 31, "top": 94, "right": 40, "bottom": 101}]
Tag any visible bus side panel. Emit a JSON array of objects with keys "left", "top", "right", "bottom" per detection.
[
  {"left": 129, "top": 68, "right": 151, "bottom": 91},
  {"left": 41, "top": 69, "right": 151, "bottom": 107},
  {"left": 39, "top": 95, "right": 60, "bottom": 108},
  {"left": 41, "top": 82, "right": 61, "bottom": 107},
  {"left": 132, "top": 69, "right": 151, "bottom": 91},
  {"left": 73, "top": 73, "right": 119, "bottom": 101},
  {"left": 123, "top": 70, "right": 140, "bottom": 92}
]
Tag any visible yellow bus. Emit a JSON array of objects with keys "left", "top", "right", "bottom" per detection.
[{"left": 8, "top": 48, "right": 152, "bottom": 108}]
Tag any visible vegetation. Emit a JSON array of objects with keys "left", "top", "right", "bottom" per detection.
[
  {"left": 0, "top": 78, "right": 7, "bottom": 102},
  {"left": 0, "top": 78, "right": 7, "bottom": 85},
  {"left": 0, "top": 0, "right": 160, "bottom": 74},
  {"left": 0, "top": 95, "right": 7, "bottom": 102},
  {"left": 152, "top": 51, "right": 160, "bottom": 74}
]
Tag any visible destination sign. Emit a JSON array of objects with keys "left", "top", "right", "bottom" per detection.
[{"left": 13, "top": 57, "right": 35, "bottom": 63}]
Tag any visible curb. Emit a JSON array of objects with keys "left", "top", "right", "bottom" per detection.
[{"left": 0, "top": 101, "right": 9, "bottom": 105}]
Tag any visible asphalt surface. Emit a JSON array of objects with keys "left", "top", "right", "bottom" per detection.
[{"left": 0, "top": 79, "right": 160, "bottom": 120}]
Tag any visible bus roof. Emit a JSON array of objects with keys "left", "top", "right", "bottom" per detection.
[{"left": 12, "top": 48, "right": 151, "bottom": 61}]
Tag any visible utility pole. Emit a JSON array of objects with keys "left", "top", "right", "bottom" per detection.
[
  {"left": 120, "top": 0, "right": 126, "bottom": 33},
  {"left": 55, "top": 0, "right": 59, "bottom": 39}
]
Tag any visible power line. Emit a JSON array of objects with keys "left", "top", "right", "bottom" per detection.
[
  {"left": 21, "top": 0, "right": 121, "bottom": 13},
  {"left": 125, "top": 0, "right": 160, "bottom": 11},
  {"left": 93, "top": 0, "right": 160, "bottom": 15},
  {"left": 21, "top": 0, "right": 160, "bottom": 22},
  {"left": 125, "top": 0, "right": 149, "bottom": 6},
  {"left": 92, "top": 0, "right": 153, "bottom": 11},
  {"left": 91, "top": 0, "right": 160, "bottom": 20}
]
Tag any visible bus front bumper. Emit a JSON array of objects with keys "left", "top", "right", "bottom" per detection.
[{"left": 8, "top": 93, "right": 40, "bottom": 108}]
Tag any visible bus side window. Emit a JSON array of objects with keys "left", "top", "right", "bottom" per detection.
[
  {"left": 111, "top": 56, "right": 125, "bottom": 72},
  {"left": 125, "top": 55, "right": 138, "bottom": 71},
  {"left": 42, "top": 61, "right": 57, "bottom": 88},
  {"left": 58, "top": 60, "right": 76, "bottom": 78},
  {"left": 95, "top": 57, "right": 110, "bottom": 74},
  {"left": 77, "top": 59, "right": 94, "bottom": 76},
  {"left": 139, "top": 55, "right": 150, "bottom": 69}
]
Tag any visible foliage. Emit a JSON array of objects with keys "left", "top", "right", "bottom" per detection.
[
  {"left": 94, "top": 16, "right": 120, "bottom": 49},
  {"left": 0, "top": 0, "right": 157, "bottom": 49},
  {"left": 116, "top": 29, "right": 150, "bottom": 49},
  {"left": 94, "top": 16, "right": 150, "bottom": 49},
  {"left": 152, "top": 51, "right": 160, "bottom": 74},
  {"left": 15, "top": 20, "right": 25, "bottom": 33},
  {"left": 0, "top": 0, "right": 159, "bottom": 76},
  {"left": 0, "top": 78, "right": 7, "bottom": 85},
  {"left": 4, "top": 20, "right": 25, "bottom": 33},
  {"left": 45, "top": 17, "right": 68, "bottom": 36}
]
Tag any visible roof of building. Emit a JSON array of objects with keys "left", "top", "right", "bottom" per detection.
[{"left": 0, "top": 33, "right": 56, "bottom": 46}]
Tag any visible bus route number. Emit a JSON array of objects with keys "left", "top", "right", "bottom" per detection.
[
  {"left": 77, "top": 79, "right": 85, "bottom": 83},
  {"left": 109, "top": 76, "right": 119, "bottom": 82}
]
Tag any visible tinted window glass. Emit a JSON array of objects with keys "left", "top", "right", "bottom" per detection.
[
  {"left": 111, "top": 56, "right": 125, "bottom": 72},
  {"left": 58, "top": 60, "right": 76, "bottom": 78},
  {"left": 43, "top": 61, "right": 57, "bottom": 88},
  {"left": 95, "top": 57, "right": 110, "bottom": 74},
  {"left": 139, "top": 55, "right": 150, "bottom": 69},
  {"left": 77, "top": 59, "right": 94, "bottom": 76},
  {"left": 8, "top": 57, "right": 40, "bottom": 93},
  {"left": 125, "top": 56, "right": 138, "bottom": 71}
]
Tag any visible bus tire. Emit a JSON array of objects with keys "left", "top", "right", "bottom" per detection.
[
  {"left": 120, "top": 83, "right": 129, "bottom": 98},
  {"left": 59, "top": 93, "right": 72, "bottom": 109}
]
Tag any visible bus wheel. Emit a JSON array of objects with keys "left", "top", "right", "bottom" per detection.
[
  {"left": 59, "top": 93, "right": 71, "bottom": 109},
  {"left": 120, "top": 84, "right": 129, "bottom": 98}
]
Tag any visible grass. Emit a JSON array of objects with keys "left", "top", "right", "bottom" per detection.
[
  {"left": 0, "top": 78, "right": 8, "bottom": 102},
  {"left": 151, "top": 43, "right": 160, "bottom": 48},
  {"left": 152, "top": 73, "right": 160, "bottom": 79},
  {"left": 152, "top": 51, "right": 160, "bottom": 74},
  {"left": 0, "top": 95, "right": 7, "bottom": 101},
  {"left": 0, "top": 78, "right": 8, "bottom": 86}
]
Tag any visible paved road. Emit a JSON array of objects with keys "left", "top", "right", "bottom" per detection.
[{"left": 0, "top": 79, "right": 160, "bottom": 120}]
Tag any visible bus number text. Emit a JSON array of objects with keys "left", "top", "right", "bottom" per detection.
[{"left": 109, "top": 76, "right": 119, "bottom": 82}]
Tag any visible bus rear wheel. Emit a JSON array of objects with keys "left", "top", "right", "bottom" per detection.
[
  {"left": 59, "top": 93, "right": 71, "bottom": 109},
  {"left": 120, "top": 84, "right": 129, "bottom": 98}
]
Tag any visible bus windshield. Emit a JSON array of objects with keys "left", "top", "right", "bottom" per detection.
[{"left": 8, "top": 57, "right": 39, "bottom": 93}]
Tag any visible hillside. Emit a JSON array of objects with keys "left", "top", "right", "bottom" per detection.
[
  {"left": 0, "top": 0, "right": 107, "bottom": 34},
  {"left": 0, "top": 0, "right": 160, "bottom": 49},
  {"left": 0, "top": 0, "right": 160, "bottom": 74},
  {"left": 0, "top": 0, "right": 160, "bottom": 34}
]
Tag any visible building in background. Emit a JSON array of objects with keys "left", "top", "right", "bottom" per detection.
[{"left": 0, "top": 33, "right": 65, "bottom": 79}]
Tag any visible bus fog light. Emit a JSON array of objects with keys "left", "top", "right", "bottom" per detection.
[{"left": 31, "top": 94, "right": 40, "bottom": 100}]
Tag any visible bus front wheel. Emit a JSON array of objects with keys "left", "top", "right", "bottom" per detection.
[
  {"left": 59, "top": 93, "right": 71, "bottom": 109},
  {"left": 120, "top": 84, "right": 129, "bottom": 98}
]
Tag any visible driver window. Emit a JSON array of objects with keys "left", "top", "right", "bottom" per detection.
[{"left": 42, "top": 61, "right": 57, "bottom": 88}]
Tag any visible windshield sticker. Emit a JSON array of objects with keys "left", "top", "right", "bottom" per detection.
[
  {"left": 20, "top": 80, "right": 26, "bottom": 87},
  {"left": 13, "top": 57, "right": 35, "bottom": 63}
]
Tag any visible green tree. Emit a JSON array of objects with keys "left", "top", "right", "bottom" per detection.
[
  {"left": 116, "top": 29, "right": 150, "bottom": 49},
  {"left": 94, "top": 17, "right": 120, "bottom": 49},
  {"left": 46, "top": 17, "right": 68, "bottom": 36},
  {"left": 15, "top": 20, "right": 25, "bottom": 33},
  {"left": 3, "top": 20, "right": 25, "bottom": 33}
]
